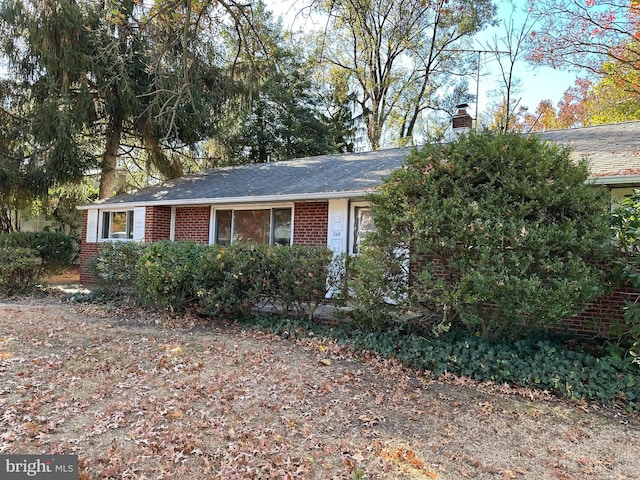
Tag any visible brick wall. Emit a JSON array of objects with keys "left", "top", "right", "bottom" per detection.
[
  {"left": 79, "top": 206, "right": 172, "bottom": 284},
  {"left": 145, "top": 206, "right": 171, "bottom": 242},
  {"left": 293, "top": 202, "right": 329, "bottom": 247},
  {"left": 79, "top": 210, "right": 99, "bottom": 284},
  {"left": 567, "top": 287, "right": 637, "bottom": 337},
  {"left": 174, "top": 206, "right": 211, "bottom": 244}
]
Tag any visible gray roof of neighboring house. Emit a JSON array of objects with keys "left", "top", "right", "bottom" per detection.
[
  {"left": 82, "top": 121, "right": 640, "bottom": 209},
  {"left": 537, "top": 121, "right": 640, "bottom": 177},
  {"left": 86, "top": 146, "right": 413, "bottom": 208}
]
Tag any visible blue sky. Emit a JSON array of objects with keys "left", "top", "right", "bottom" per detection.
[{"left": 469, "top": 0, "right": 580, "bottom": 119}]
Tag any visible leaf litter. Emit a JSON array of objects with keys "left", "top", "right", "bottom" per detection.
[{"left": 0, "top": 297, "right": 639, "bottom": 479}]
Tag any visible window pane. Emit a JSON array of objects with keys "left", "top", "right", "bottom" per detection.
[
  {"left": 353, "top": 207, "right": 374, "bottom": 254},
  {"left": 126, "top": 211, "right": 134, "bottom": 239},
  {"left": 234, "top": 210, "right": 270, "bottom": 245},
  {"left": 216, "top": 210, "right": 232, "bottom": 246},
  {"left": 110, "top": 212, "right": 128, "bottom": 239},
  {"left": 273, "top": 208, "right": 292, "bottom": 246},
  {"left": 101, "top": 212, "right": 110, "bottom": 239}
]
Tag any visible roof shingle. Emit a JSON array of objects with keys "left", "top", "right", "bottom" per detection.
[{"left": 86, "top": 122, "right": 640, "bottom": 208}]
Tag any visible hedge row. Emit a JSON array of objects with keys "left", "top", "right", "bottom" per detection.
[{"left": 89, "top": 241, "right": 338, "bottom": 319}]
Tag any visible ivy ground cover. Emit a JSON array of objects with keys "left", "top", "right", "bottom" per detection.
[{"left": 1, "top": 298, "right": 639, "bottom": 479}]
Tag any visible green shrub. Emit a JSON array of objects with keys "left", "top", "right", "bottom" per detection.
[
  {"left": 0, "top": 246, "right": 40, "bottom": 293},
  {"left": 88, "top": 241, "right": 146, "bottom": 295},
  {"left": 196, "top": 244, "right": 272, "bottom": 316},
  {"left": 609, "top": 190, "right": 640, "bottom": 363},
  {"left": 196, "top": 244, "right": 337, "bottom": 319},
  {"left": 365, "top": 130, "right": 611, "bottom": 338},
  {"left": 136, "top": 241, "right": 206, "bottom": 311},
  {"left": 0, "top": 231, "right": 75, "bottom": 274},
  {"left": 270, "top": 245, "right": 335, "bottom": 320},
  {"left": 347, "top": 245, "right": 409, "bottom": 329}
]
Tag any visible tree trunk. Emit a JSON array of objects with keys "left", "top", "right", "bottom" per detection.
[
  {"left": 367, "top": 108, "right": 382, "bottom": 150},
  {"left": 0, "top": 207, "right": 15, "bottom": 233},
  {"left": 99, "top": 116, "right": 123, "bottom": 200}
]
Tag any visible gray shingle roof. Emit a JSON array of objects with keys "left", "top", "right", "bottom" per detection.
[
  {"left": 537, "top": 121, "right": 640, "bottom": 177},
  {"left": 90, "top": 146, "right": 413, "bottom": 207},
  {"left": 85, "top": 121, "right": 640, "bottom": 208}
]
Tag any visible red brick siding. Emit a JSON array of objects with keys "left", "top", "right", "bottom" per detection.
[
  {"left": 293, "top": 202, "right": 329, "bottom": 247},
  {"left": 145, "top": 206, "right": 171, "bottom": 242},
  {"left": 79, "top": 210, "right": 99, "bottom": 284},
  {"left": 174, "top": 206, "right": 211, "bottom": 244},
  {"left": 409, "top": 251, "right": 633, "bottom": 337},
  {"left": 567, "top": 287, "right": 637, "bottom": 337}
]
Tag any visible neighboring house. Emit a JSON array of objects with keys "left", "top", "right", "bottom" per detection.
[{"left": 78, "top": 120, "right": 640, "bottom": 334}]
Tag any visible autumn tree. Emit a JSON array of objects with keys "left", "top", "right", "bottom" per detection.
[
  {"left": 486, "top": 98, "right": 528, "bottom": 132},
  {"left": 527, "top": 0, "right": 640, "bottom": 94},
  {"left": 586, "top": 58, "right": 640, "bottom": 123},
  {"left": 312, "top": 0, "right": 495, "bottom": 149},
  {"left": 555, "top": 78, "right": 591, "bottom": 128},
  {"left": 524, "top": 65, "right": 640, "bottom": 132}
]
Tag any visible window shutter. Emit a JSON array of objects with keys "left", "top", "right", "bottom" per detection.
[
  {"left": 86, "top": 210, "right": 98, "bottom": 243},
  {"left": 133, "top": 207, "right": 146, "bottom": 241}
]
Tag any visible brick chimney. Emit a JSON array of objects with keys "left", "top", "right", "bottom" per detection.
[{"left": 452, "top": 103, "right": 473, "bottom": 135}]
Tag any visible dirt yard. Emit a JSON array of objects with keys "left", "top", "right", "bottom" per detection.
[{"left": 0, "top": 297, "right": 639, "bottom": 479}]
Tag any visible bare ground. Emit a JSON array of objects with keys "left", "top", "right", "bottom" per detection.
[{"left": 0, "top": 296, "right": 639, "bottom": 479}]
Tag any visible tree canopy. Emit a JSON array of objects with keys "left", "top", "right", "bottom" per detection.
[
  {"left": 312, "top": 0, "right": 495, "bottom": 149},
  {"left": 0, "top": 0, "right": 241, "bottom": 200}
]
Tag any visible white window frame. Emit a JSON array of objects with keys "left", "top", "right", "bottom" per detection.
[
  {"left": 98, "top": 209, "right": 136, "bottom": 241},
  {"left": 211, "top": 204, "right": 294, "bottom": 246}
]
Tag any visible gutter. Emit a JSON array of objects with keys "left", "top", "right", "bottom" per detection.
[
  {"left": 587, "top": 174, "right": 640, "bottom": 186},
  {"left": 77, "top": 190, "right": 372, "bottom": 210}
]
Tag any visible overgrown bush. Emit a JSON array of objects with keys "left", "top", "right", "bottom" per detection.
[
  {"left": 270, "top": 245, "right": 335, "bottom": 319},
  {"left": 0, "top": 231, "right": 75, "bottom": 274},
  {"left": 364, "top": 130, "right": 611, "bottom": 338},
  {"left": 609, "top": 190, "right": 640, "bottom": 363},
  {"left": 0, "top": 246, "right": 40, "bottom": 293},
  {"left": 136, "top": 241, "right": 206, "bottom": 311},
  {"left": 196, "top": 244, "right": 271, "bottom": 316},
  {"left": 347, "top": 245, "right": 409, "bottom": 329},
  {"left": 88, "top": 241, "right": 146, "bottom": 295}
]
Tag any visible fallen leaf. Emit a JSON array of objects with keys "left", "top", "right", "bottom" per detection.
[
  {"left": 166, "top": 410, "right": 184, "bottom": 420},
  {"left": 319, "top": 359, "right": 332, "bottom": 366}
]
